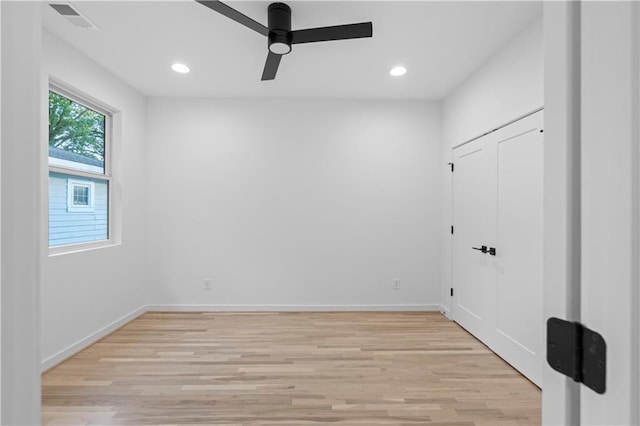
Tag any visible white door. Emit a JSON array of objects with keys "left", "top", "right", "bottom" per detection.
[
  {"left": 452, "top": 135, "right": 495, "bottom": 344},
  {"left": 491, "top": 111, "right": 544, "bottom": 386},
  {"left": 452, "top": 111, "right": 544, "bottom": 386},
  {"left": 579, "top": 2, "right": 639, "bottom": 424}
]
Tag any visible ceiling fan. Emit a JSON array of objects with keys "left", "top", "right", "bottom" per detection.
[{"left": 196, "top": 1, "right": 373, "bottom": 81}]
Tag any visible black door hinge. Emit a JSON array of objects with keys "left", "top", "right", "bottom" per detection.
[
  {"left": 547, "top": 318, "right": 606, "bottom": 394},
  {"left": 448, "top": 162, "right": 454, "bottom": 172},
  {"left": 450, "top": 288, "right": 453, "bottom": 297},
  {"left": 451, "top": 226, "right": 454, "bottom": 235}
]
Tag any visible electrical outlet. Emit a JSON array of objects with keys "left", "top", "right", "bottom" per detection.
[
  {"left": 203, "top": 279, "right": 212, "bottom": 291},
  {"left": 393, "top": 279, "right": 400, "bottom": 290}
]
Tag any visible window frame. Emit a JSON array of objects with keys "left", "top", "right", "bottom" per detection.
[{"left": 48, "top": 82, "right": 114, "bottom": 254}]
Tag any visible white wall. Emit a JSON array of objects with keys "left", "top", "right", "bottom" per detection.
[
  {"left": 1, "top": 1, "right": 4, "bottom": 420},
  {"left": 146, "top": 99, "right": 442, "bottom": 310},
  {"left": 441, "top": 18, "right": 544, "bottom": 146},
  {"left": 40, "top": 33, "right": 148, "bottom": 369},
  {"left": 2, "top": 3, "right": 42, "bottom": 423},
  {"left": 440, "top": 17, "right": 544, "bottom": 314}
]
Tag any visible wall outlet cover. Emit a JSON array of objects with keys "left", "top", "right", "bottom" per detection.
[{"left": 203, "top": 279, "right": 212, "bottom": 290}]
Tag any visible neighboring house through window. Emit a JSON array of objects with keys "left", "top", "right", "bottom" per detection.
[{"left": 48, "top": 86, "right": 112, "bottom": 249}]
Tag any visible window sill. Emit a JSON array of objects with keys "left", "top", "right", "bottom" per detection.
[{"left": 49, "top": 239, "right": 120, "bottom": 257}]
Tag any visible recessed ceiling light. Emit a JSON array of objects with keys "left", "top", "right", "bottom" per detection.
[
  {"left": 171, "top": 63, "right": 190, "bottom": 74},
  {"left": 390, "top": 66, "right": 407, "bottom": 77}
]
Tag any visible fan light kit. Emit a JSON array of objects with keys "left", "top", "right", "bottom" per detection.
[
  {"left": 196, "top": 1, "right": 373, "bottom": 81},
  {"left": 390, "top": 66, "right": 407, "bottom": 77},
  {"left": 171, "top": 63, "right": 191, "bottom": 74}
]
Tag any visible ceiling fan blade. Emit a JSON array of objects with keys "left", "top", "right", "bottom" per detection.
[
  {"left": 291, "top": 22, "right": 372, "bottom": 45},
  {"left": 261, "top": 51, "right": 282, "bottom": 81},
  {"left": 196, "top": 1, "right": 269, "bottom": 36}
]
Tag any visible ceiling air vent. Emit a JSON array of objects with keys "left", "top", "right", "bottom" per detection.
[{"left": 49, "top": 3, "right": 99, "bottom": 29}]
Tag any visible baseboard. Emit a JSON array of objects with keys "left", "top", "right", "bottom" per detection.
[
  {"left": 41, "top": 305, "right": 147, "bottom": 372},
  {"left": 146, "top": 304, "right": 442, "bottom": 312},
  {"left": 439, "top": 304, "right": 452, "bottom": 320}
]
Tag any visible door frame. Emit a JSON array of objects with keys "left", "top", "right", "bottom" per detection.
[{"left": 541, "top": 2, "right": 582, "bottom": 424}]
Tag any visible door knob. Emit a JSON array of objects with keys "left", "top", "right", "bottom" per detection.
[
  {"left": 488, "top": 247, "right": 496, "bottom": 256},
  {"left": 472, "top": 245, "right": 488, "bottom": 253}
]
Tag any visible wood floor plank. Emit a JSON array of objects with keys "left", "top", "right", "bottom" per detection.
[{"left": 42, "top": 312, "right": 541, "bottom": 425}]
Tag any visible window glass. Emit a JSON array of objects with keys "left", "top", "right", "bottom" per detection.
[
  {"left": 48, "top": 88, "right": 111, "bottom": 249},
  {"left": 48, "top": 91, "right": 106, "bottom": 174},
  {"left": 73, "top": 185, "right": 89, "bottom": 206},
  {"left": 49, "top": 172, "right": 108, "bottom": 247}
]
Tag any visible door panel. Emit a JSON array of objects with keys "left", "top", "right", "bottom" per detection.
[
  {"left": 452, "top": 136, "right": 495, "bottom": 342},
  {"left": 452, "top": 112, "right": 544, "bottom": 386},
  {"left": 580, "top": 2, "right": 639, "bottom": 424},
  {"left": 493, "top": 111, "right": 544, "bottom": 386}
]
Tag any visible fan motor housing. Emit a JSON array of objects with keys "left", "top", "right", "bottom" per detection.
[{"left": 268, "top": 2, "right": 292, "bottom": 54}]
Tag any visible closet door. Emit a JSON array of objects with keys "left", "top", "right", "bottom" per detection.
[
  {"left": 451, "top": 135, "right": 496, "bottom": 344},
  {"left": 491, "top": 111, "right": 544, "bottom": 386},
  {"left": 452, "top": 111, "right": 544, "bottom": 386}
]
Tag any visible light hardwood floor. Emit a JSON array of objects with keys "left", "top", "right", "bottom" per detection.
[{"left": 42, "top": 312, "right": 541, "bottom": 425}]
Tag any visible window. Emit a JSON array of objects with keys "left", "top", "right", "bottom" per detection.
[
  {"left": 67, "top": 179, "right": 95, "bottom": 211},
  {"left": 73, "top": 185, "right": 90, "bottom": 206},
  {"left": 48, "top": 86, "right": 112, "bottom": 249}
]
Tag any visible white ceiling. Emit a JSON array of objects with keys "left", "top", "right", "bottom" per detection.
[{"left": 43, "top": 1, "right": 542, "bottom": 99}]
